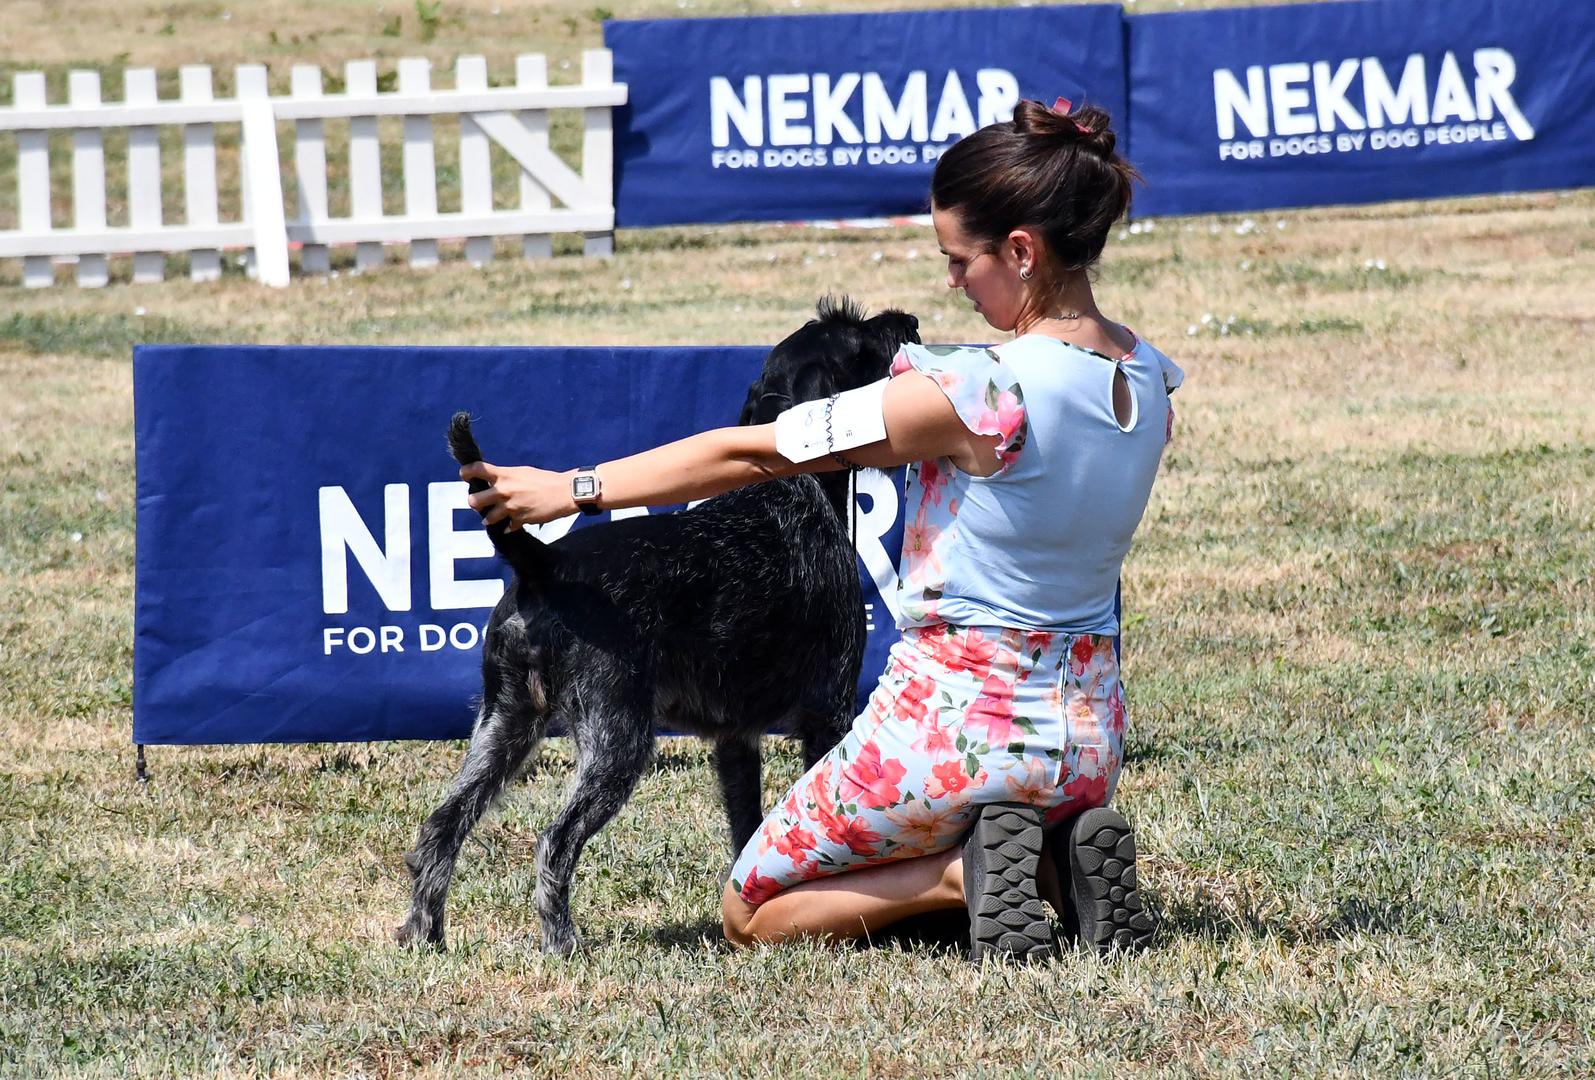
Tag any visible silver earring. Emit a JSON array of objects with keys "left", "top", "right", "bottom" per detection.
[{"left": 1019, "top": 266, "right": 1033, "bottom": 281}]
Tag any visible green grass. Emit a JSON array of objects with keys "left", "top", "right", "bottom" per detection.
[{"left": 0, "top": 311, "right": 222, "bottom": 359}]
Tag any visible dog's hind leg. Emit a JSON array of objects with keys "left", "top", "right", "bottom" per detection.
[
  {"left": 712, "top": 736, "right": 764, "bottom": 857},
  {"left": 534, "top": 709, "right": 654, "bottom": 956},
  {"left": 398, "top": 684, "right": 547, "bottom": 950}
]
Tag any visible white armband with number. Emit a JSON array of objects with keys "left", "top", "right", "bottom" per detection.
[{"left": 773, "top": 377, "right": 890, "bottom": 464}]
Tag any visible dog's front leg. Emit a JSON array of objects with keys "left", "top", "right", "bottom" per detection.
[{"left": 712, "top": 736, "right": 764, "bottom": 857}]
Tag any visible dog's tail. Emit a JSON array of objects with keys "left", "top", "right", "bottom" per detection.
[{"left": 448, "top": 412, "right": 552, "bottom": 584}]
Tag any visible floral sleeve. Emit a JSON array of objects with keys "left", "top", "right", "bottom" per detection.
[
  {"left": 890, "top": 343, "right": 1027, "bottom": 474},
  {"left": 1157, "top": 350, "right": 1185, "bottom": 394},
  {"left": 1153, "top": 347, "right": 1184, "bottom": 444}
]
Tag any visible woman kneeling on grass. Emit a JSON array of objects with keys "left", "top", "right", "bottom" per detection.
[{"left": 464, "top": 99, "right": 1181, "bottom": 960}]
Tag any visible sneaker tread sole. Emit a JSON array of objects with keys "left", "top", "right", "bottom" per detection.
[
  {"left": 1068, "top": 807, "right": 1156, "bottom": 954},
  {"left": 964, "top": 803, "right": 1055, "bottom": 963}
]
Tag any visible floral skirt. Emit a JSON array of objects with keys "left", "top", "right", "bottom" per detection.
[{"left": 728, "top": 622, "right": 1128, "bottom": 906}]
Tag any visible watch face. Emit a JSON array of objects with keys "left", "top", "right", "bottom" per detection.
[{"left": 573, "top": 475, "right": 598, "bottom": 500}]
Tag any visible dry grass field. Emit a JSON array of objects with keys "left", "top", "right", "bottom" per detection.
[{"left": 3, "top": 2, "right": 1595, "bottom": 1077}]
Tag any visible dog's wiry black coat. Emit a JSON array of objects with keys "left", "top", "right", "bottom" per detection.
[{"left": 398, "top": 298, "right": 919, "bottom": 954}]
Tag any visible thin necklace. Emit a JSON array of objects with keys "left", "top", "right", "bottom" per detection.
[{"left": 1020, "top": 311, "right": 1085, "bottom": 335}]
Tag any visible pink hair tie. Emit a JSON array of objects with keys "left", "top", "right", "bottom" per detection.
[{"left": 1051, "top": 96, "right": 1092, "bottom": 135}]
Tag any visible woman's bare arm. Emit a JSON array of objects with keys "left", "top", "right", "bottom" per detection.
[{"left": 463, "top": 371, "right": 1001, "bottom": 527}]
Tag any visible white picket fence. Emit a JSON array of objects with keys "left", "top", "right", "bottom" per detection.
[{"left": 0, "top": 50, "right": 626, "bottom": 288}]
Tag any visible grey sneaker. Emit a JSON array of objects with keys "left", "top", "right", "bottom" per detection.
[
  {"left": 962, "top": 802, "right": 1055, "bottom": 963},
  {"left": 1065, "top": 807, "right": 1156, "bottom": 953}
]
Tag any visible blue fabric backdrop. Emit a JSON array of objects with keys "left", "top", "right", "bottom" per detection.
[
  {"left": 133, "top": 345, "right": 907, "bottom": 745},
  {"left": 605, "top": 5, "right": 1128, "bottom": 226},
  {"left": 1128, "top": 0, "right": 1595, "bottom": 216},
  {"left": 603, "top": 1, "right": 1594, "bottom": 223}
]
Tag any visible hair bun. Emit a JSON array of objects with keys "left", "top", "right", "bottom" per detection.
[
  {"left": 1012, "top": 99, "right": 1117, "bottom": 158},
  {"left": 931, "top": 99, "right": 1140, "bottom": 276}
]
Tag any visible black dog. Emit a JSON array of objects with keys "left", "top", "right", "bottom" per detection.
[{"left": 397, "top": 298, "right": 920, "bottom": 954}]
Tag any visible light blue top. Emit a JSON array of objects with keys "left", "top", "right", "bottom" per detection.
[{"left": 889, "top": 333, "right": 1183, "bottom": 635}]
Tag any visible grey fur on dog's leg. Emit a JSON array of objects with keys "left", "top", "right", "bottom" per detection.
[
  {"left": 713, "top": 737, "right": 764, "bottom": 856},
  {"left": 398, "top": 698, "right": 545, "bottom": 951},
  {"left": 535, "top": 719, "right": 656, "bottom": 956},
  {"left": 396, "top": 848, "right": 443, "bottom": 950}
]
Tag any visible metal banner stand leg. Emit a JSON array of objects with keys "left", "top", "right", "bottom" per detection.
[{"left": 135, "top": 744, "right": 149, "bottom": 785}]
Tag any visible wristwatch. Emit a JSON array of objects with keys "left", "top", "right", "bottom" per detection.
[{"left": 571, "top": 466, "right": 602, "bottom": 516}]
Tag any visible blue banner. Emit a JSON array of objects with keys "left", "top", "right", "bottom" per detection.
[
  {"left": 133, "top": 346, "right": 907, "bottom": 746},
  {"left": 1128, "top": 0, "right": 1595, "bottom": 216},
  {"left": 605, "top": 5, "right": 1128, "bottom": 227}
]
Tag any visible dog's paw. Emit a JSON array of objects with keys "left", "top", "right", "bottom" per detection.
[
  {"left": 540, "top": 932, "right": 582, "bottom": 958},
  {"left": 395, "top": 917, "right": 445, "bottom": 952}
]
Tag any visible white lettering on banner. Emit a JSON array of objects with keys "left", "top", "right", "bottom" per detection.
[
  {"left": 530, "top": 512, "right": 580, "bottom": 543},
  {"left": 1474, "top": 49, "right": 1533, "bottom": 139},
  {"left": 768, "top": 73, "right": 812, "bottom": 146},
  {"left": 319, "top": 484, "right": 411, "bottom": 613},
  {"left": 324, "top": 622, "right": 483, "bottom": 655},
  {"left": 1269, "top": 63, "right": 1315, "bottom": 136},
  {"left": 975, "top": 69, "right": 1020, "bottom": 127},
  {"left": 428, "top": 482, "right": 505, "bottom": 610},
  {"left": 1313, "top": 59, "right": 1365, "bottom": 131},
  {"left": 1364, "top": 55, "right": 1429, "bottom": 128},
  {"left": 707, "top": 68, "right": 1018, "bottom": 170},
  {"left": 1422, "top": 122, "right": 1511, "bottom": 146},
  {"left": 853, "top": 469, "right": 902, "bottom": 624},
  {"left": 1431, "top": 52, "right": 1477, "bottom": 124},
  {"left": 815, "top": 74, "right": 863, "bottom": 144},
  {"left": 710, "top": 149, "right": 760, "bottom": 169},
  {"left": 1214, "top": 67, "right": 1268, "bottom": 141},
  {"left": 1212, "top": 47, "right": 1535, "bottom": 163},
  {"left": 320, "top": 483, "right": 580, "bottom": 619},
  {"left": 863, "top": 71, "right": 928, "bottom": 143},
  {"left": 316, "top": 478, "right": 904, "bottom": 656},
  {"left": 930, "top": 70, "right": 977, "bottom": 143},
  {"left": 711, "top": 75, "right": 762, "bottom": 147}
]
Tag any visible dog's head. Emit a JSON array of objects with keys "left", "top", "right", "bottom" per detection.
[{"left": 738, "top": 296, "right": 921, "bottom": 426}]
